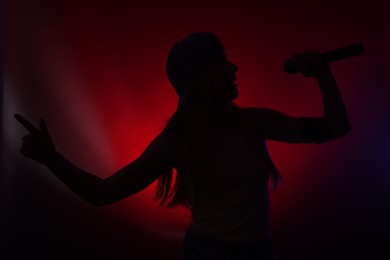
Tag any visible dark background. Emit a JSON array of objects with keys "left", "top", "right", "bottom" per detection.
[{"left": 3, "top": 0, "right": 389, "bottom": 259}]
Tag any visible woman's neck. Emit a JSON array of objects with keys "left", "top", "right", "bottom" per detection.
[{"left": 209, "top": 101, "right": 234, "bottom": 128}]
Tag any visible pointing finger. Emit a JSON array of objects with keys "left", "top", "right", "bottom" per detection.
[
  {"left": 39, "top": 119, "right": 49, "bottom": 135},
  {"left": 14, "top": 114, "right": 39, "bottom": 134}
]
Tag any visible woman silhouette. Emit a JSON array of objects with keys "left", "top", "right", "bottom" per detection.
[{"left": 15, "top": 32, "right": 350, "bottom": 259}]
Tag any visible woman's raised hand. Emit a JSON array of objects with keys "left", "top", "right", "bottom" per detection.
[
  {"left": 292, "top": 50, "right": 331, "bottom": 78},
  {"left": 15, "top": 114, "right": 56, "bottom": 165}
]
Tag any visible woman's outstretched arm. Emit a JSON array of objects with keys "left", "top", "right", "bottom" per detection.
[{"left": 15, "top": 114, "right": 173, "bottom": 206}]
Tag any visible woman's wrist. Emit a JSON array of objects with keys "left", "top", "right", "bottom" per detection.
[{"left": 315, "top": 64, "right": 333, "bottom": 80}]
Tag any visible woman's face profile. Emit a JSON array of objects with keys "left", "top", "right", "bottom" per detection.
[{"left": 198, "top": 52, "right": 239, "bottom": 102}]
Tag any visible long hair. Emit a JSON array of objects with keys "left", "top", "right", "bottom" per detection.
[{"left": 152, "top": 75, "right": 282, "bottom": 209}]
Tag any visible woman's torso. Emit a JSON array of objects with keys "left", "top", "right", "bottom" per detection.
[{"left": 173, "top": 120, "right": 272, "bottom": 245}]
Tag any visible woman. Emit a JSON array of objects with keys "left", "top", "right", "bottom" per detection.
[{"left": 15, "top": 32, "right": 350, "bottom": 259}]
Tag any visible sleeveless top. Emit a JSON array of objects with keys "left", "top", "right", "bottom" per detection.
[{"left": 176, "top": 122, "right": 272, "bottom": 245}]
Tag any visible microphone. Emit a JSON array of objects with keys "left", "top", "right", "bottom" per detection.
[{"left": 283, "top": 43, "right": 364, "bottom": 74}]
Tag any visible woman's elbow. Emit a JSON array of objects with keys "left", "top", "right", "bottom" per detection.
[
  {"left": 89, "top": 188, "right": 126, "bottom": 207},
  {"left": 90, "top": 197, "right": 109, "bottom": 207},
  {"left": 87, "top": 182, "right": 112, "bottom": 207},
  {"left": 315, "top": 124, "right": 351, "bottom": 144},
  {"left": 84, "top": 195, "right": 108, "bottom": 207},
  {"left": 334, "top": 122, "right": 351, "bottom": 138}
]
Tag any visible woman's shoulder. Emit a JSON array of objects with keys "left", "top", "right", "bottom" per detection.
[{"left": 229, "top": 104, "right": 258, "bottom": 121}]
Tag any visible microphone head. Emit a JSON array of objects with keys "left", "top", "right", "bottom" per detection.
[{"left": 283, "top": 59, "right": 300, "bottom": 74}]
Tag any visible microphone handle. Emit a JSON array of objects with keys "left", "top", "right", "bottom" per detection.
[
  {"left": 284, "top": 43, "right": 365, "bottom": 74},
  {"left": 323, "top": 43, "right": 364, "bottom": 62}
]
